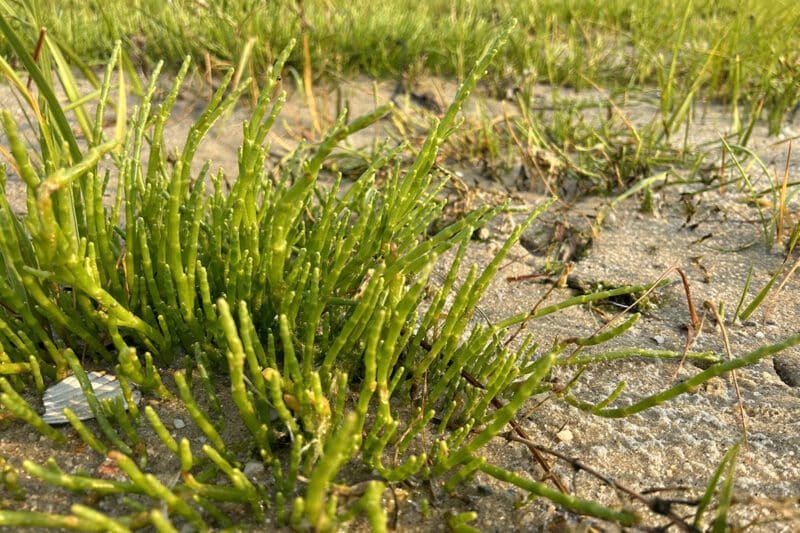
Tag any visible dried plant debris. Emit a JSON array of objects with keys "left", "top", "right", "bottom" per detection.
[{"left": 41, "top": 372, "right": 141, "bottom": 425}]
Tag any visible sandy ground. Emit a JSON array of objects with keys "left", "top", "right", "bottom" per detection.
[{"left": 1, "top": 74, "right": 800, "bottom": 531}]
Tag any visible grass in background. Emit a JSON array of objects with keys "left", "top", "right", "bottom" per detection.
[
  {"left": 3, "top": 0, "right": 799, "bottom": 113},
  {"left": 4, "top": 0, "right": 799, "bottom": 199}
]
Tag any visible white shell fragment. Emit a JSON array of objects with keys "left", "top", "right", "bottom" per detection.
[{"left": 42, "top": 371, "right": 140, "bottom": 425}]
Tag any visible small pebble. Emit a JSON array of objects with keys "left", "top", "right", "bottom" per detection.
[
  {"left": 477, "top": 484, "right": 493, "bottom": 496},
  {"left": 474, "top": 227, "right": 490, "bottom": 241},
  {"left": 653, "top": 335, "right": 665, "bottom": 345},
  {"left": 556, "top": 429, "right": 573, "bottom": 443},
  {"left": 243, "top": 461, "right": 264, "bottom": 477},
  {"left": 173, "top": 418, "right": 186, "bottom": 429}
]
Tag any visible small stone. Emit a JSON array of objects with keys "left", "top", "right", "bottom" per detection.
[
  {"left": 173, "top": 418, "right": 186, "bottom": 429},
  {"left": 476, "top": 484, "right": 493, "bottom": 496},
  {"left": 243, "top": 461, "right": 264, "bottom": 477},
  {"left": 473, "top": 227, "right": 490, "bottom": 241},
  {"left": 556, "top": 429, "right": 573, "bottom": 443},
  {"left": 755, "top": 331, "right": 765, "bottom": 340},
  {"left": 653, "top": 335, "right": 665, "bottom": 345}
]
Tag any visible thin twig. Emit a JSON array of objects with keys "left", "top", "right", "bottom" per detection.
[
  {"left": 26, "top": 27, "right": 47, "bottom": 90},
  {"left": 671, "top": 267, "right": 705, "bottom": 379},
  {"left": 503, "top": 434, "right": 702, "bottom": 533},
  {"left": 677, "top": 268, "right": 700, "bottom": 328},
  {"left": 705, "top": 300, "right": 749, "bottom": 454}
]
